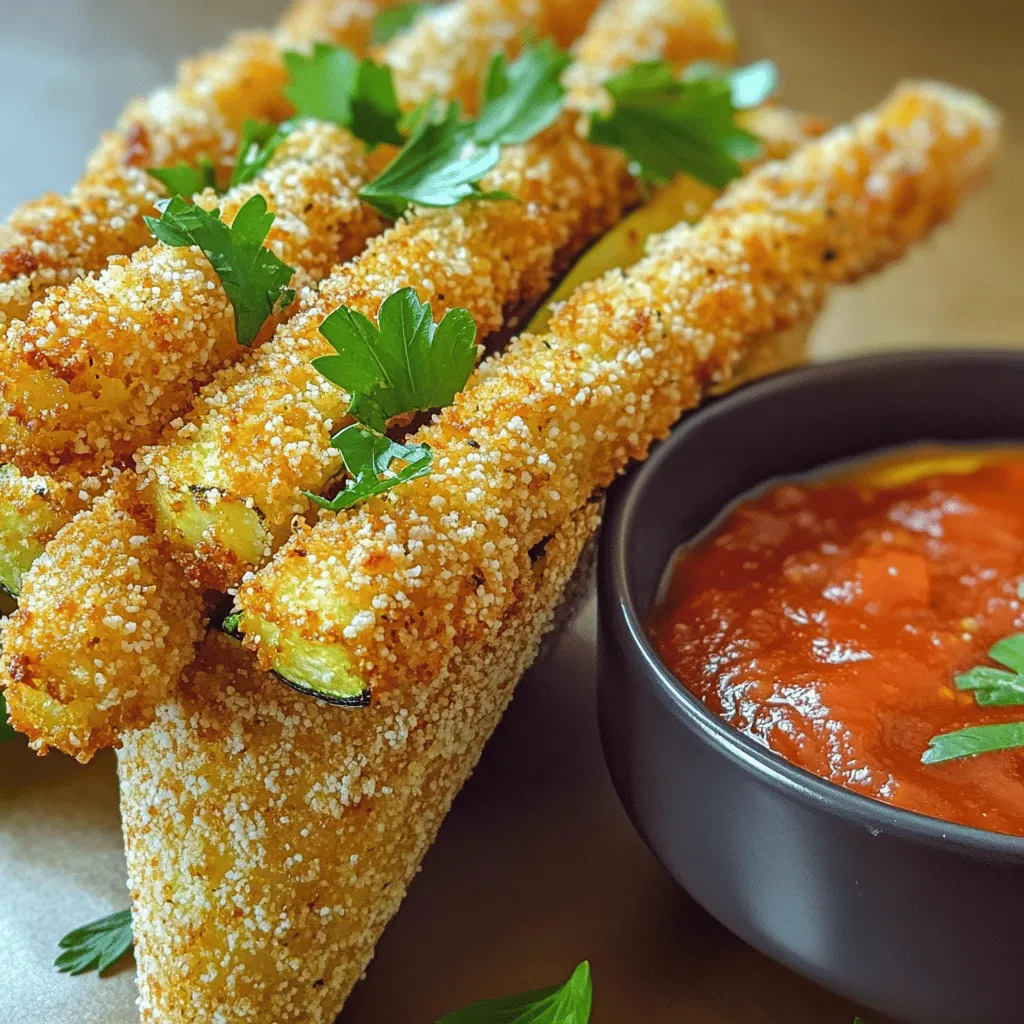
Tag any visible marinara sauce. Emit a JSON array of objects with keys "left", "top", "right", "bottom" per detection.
[{"left": 652, "top": 447, "right": 1024, "bottom": 837}]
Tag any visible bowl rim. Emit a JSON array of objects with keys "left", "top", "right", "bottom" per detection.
[{"left": 603, "top": 348, "right": 1024, "bottom": 863}]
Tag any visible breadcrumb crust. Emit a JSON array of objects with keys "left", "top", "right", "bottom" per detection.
[
  {"left": 0, "top": 0, "right": 388, "bottom": 327},
  {"left": 119, "top": 501, "right": 601, "bottom": 1024},
  {"left": 139, "top": 0, "right": 737, "bottom": 591},
  {"left": 0, "top": 0, "right": 643, "bottom": 759},
  {"left": 239, "top": 82, "right": 1001, "bottom": 694},
  {"left": 0, "top": 123, "right": 384, "bottom": 473}
]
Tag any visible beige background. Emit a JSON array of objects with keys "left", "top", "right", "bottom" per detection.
[{"left": 0, "top": 0, "right": 1021, "bottom": 1021}]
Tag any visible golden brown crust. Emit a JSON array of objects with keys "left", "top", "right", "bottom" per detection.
[
  {"left": 139, "top": 0, "right": 738, "bottom": 591},
  {"left": 0, "top": 2, "right": 387, "bottom": 327},
  {"left": 1, "top": 474, "right": 206, "bottom": 761},
  {"left": 119, "top": 501, "right": 601, "bottom": 1024},
  {"left": 239, "top": 81, "right": 1001, "bottom": 694},
  {"left": 0, "top": 123, "right": 385, "bottom": 474}
]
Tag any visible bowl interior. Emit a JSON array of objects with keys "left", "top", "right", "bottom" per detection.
[{"left": 607, "top": 348, "right": 1024, "bottom": 856}]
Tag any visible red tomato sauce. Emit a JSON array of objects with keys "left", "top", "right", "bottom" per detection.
[{"left": 651, "top": 447, "right": 1024, "bottom": 837}]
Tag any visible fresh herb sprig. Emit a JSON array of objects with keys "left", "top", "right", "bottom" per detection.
[
  {"left": 923, "top": 627, "right": 1024, "bottom": 764},
  {"left": 436, "top": 961, "right": 592, "bottom": 1024},
  {"left": 284, "top": 43, "right": 404, "bottom": 148},
  {"left": 145, "top": 194, "right": 296, "bottom": 347},
  {"left": 306, "top": 287, "right": 477, "bottom": 511},
  {"left": 148, "top": 156, "right": 218, "bottom": 199},
  {"left": 371, "top": 1, "right": 441, "bottom": 44},
  {"left": 588, "top": 58, "right": 777, "bottom": 188},
  {"left": 55, "top": 909, "right": 134, "bottom": 976},
  {"left": 149, "top": 42, "right": 404, "bottom": 199},
  {"left": 359, "top": 39, "right": 571, "bottom": 219}
]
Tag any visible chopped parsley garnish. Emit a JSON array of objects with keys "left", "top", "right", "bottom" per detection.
[
  {"left": 55, "top": 909, "right": 134, "bottom": 976},
  {"left": 359, "top": 39, "right": 570, "bottom": 219},
  {"left": 371, "top": 1, "right": 440, "bottom": 45},
  {"left": 284, "top": 43, "right": 404, "bottom": 147},
  {"left": 924, "top": 630, "right": 1024, "bottom": 763},
  {"left": 313, "top": 286, "right": 477, "bottom": 431},
  {"left": 145, "top": 194, "right": 296, "bottom": 347},
  {"left": 311, "top": 424, "right": 432, "bottom": 511},
  {"left": 147, "top": 156, "right": 218, "bottom": 198},
  {"left": 306, "top": 287, "right": 477, "bottom": 510},
  {"left": 923, "top": 722, "right": 1024, "bottom": 765},
  {"left": 436, "top": 961, "right": 593, "bottom": 1023},
  {"left": 587, "top": 58, "right": 777, "bottom": 188},
  {"left": 150, "top": 42, "right": 405, "bottom": 197},
  {"left": 230, "top": 119, "right": 292, "bottom": 188}
]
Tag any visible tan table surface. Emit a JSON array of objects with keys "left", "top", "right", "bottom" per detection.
[{"left": 0, "top": 0, "right": 1021, "bottom": 1021}]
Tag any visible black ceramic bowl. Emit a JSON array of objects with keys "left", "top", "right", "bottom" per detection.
[{"left": 597, "top": 350, "right": 1024, "bottom": 1024}]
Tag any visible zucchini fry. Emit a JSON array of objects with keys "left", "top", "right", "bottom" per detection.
[
  {"left": 1, "top": 0, "right": 598, "bottom": 475},
  {"left": 2, "top": 479, "right": 205, "bottom": 761},
  {"left": 0, "top": 123, "right": 385, "bottom": 473},
  {"left": 237, "top": 82, "right": 1001, "bottom": 698},
  {"left": 119, "top": 502, "right": 602, "bottom": 1024},
  {"left": 0, "top": 0, "right": 624, "bottom": 760},
  {"left": 139, "top": 0, "right": 739, "bottom": 592},
  {"left": 0, "top": 0, "right": 389, "bottom": 328}
]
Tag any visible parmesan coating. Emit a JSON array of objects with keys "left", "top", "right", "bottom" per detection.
[
  {"left": 0, "top": 123, "right": 385, "bottom": 474},
  {"left": 1, "top": 476, "right": 206, "bottom": 761},
  {"left": 238, "top": 82, "right": 1001, "bottom": 694},
  {"left": 386, "top": 0, "right": 625, "bottom": 112},
  {"left": 139, "top": 0, "right": 738, "bottom": 591},
  {"left": 0, "top": 0, "right": 616, "bottom": 758},
  {"left": 0, "top": 0, "right": 388, "bottom": 327},
  {"left": 120, "top": 501, "right": 600, "bottom": 1024}
]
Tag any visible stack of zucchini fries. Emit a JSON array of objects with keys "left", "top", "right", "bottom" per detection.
[{"left": 0, "top": 0, "right": 999, "bottom": 1018}]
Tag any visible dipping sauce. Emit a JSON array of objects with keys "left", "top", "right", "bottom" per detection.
[{"left": 652, "top": 447, "right": 1024, "bottom": 837}]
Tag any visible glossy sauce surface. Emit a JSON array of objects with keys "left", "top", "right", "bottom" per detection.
[{"left": 652, "top": 448, "right": 1024, "bottom": 837}]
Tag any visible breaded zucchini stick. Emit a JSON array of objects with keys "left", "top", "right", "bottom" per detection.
[
  {"left": 0, "top": 0, "right": 389, "bottom": 328},
  {"left": 119, "top": 501, "right": 601, "bottom": 1024},
  {"left": 237, "top": 82, "right": 1001, "bottom": 698},
  {"left": 0, "top": 0, "right": 631, "bottom": 760},
  {"left": 4, "top": 109, "right": 824, "bottom": 758},
  {"left": 1, "top": 0, "right": 601, "bottom": 475},
  {"left": 2, "top": 479, "right": 205, "bottom": 760},
  {"left": 0, "top": 123, "right": 385, "bottom": 473},
  {"left": 139, "top": 0, "right": 739, "bottom": 592}
]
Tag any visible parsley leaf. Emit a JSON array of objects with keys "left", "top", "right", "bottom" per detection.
[
  {"left": 306, "top": 288, "right": 476, "bottom": 510},
  {"left": 307, "top": 424, "right": 432, "bottom": 511},
  {"left": 371, "top": 1, "right": 440, "bottom": 45},
  {"left": 145, "top": 194, "right": 296, "bottom": 347},
  {"left": 359, "top": 39, "right": 570, "bottom": 219},
  {"left": 588, "top": 59, "right": 777, "bottom": 188},
  {"left": 284, "top": 44, "right": 403, "bottom": 148},
  {"left": 55, "top": 909, "right": 133, "bottom": 976},
  {"left": 474, "top": 38, "right": 572, "bottom": 146},
  {"left": 230, "top": 119, "right": 293, "bottom": 189},
  {"left": 435, "top": 961, "right": 593, "bottom": 1024},
  {"left": 147, "top": 156, "right": 218, "bottom": 198},
  {"left": 0, "top": 691, "right": 16, "bottom": 742},
  {"left": 313, "top": 286, "right": 477, "bottom": 432},
  {"left": 359, "top": 100, "right": 503, "bottom": 219},
  {"left": 953, "top": 634, "right": 1024, "bottom": 705},
  {"left": 922, "top": 722, "right": 1024, "bottom": 765},
  {"left": 925, "top": 632, "right": 1024, "bottom": 759},
  {"left": 683, "top": 57, "right": 778, "bottom": 110}
]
